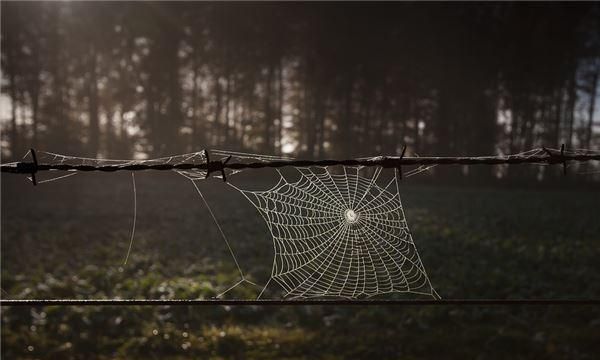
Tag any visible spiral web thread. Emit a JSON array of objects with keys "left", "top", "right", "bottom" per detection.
[{"left": 233, "top": 166, "right": 440, "bottom": 299}]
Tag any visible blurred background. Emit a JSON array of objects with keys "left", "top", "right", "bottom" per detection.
[
  {"left": 1, "top": 3, "right": 599, "bottom": 165},
  {"left": 2, "top": 2, "right": 600, "bottom": 359}
]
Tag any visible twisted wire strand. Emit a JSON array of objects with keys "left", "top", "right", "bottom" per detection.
[{"left": 2, "top": 150, "right": 599, "bottom": 174}]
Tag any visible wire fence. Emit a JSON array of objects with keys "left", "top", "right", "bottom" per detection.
[{"left": 2, "top": 146, "right": 599, "bottom": 177}]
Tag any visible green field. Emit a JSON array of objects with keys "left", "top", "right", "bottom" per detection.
[{"left": 2, "top": 172, "right": 599, "bottom": 359}]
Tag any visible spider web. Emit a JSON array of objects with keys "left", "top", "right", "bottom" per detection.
[
  {"left": 8, "top": 147, "right": 597, "bottom": 300},
  {"left": 231, "top": 166, "right": 440, "bottom": 299}
]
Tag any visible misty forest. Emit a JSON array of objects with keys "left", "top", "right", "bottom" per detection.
[{"left": 2, "top": 3, "right": 599, "bottom": 169}]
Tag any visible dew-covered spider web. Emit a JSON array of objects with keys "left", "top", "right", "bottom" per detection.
[
  {"left": 7, "top": 147, "right": 599, "bottom": 300},
  {"left": 230, "top": 166, "right": 440, "bottom": 299}
]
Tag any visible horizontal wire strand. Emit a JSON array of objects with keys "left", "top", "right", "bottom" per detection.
[
  {"left": 2, "top": 152, "right": 600, "bottom": 174},
  {"left": 1, "top": 299, "right": 599, "bottom": 306}
]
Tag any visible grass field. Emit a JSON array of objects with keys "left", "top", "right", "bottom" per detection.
[{"left": 2, "top": 171, "right": 599, "bottom": 359}]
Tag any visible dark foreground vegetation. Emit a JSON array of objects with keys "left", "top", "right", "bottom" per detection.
[{"left": 2, "top": 172, "right": 599, "bottom": 359}]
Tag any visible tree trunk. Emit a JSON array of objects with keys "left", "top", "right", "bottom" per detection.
[
  {"left": 31, "top": 86, "right": 39, "bottom": 149},
  {"left": 4, "top": 3, "right": 20, "bottom": 158},
  {"left": 88, "top": 45, "right": 100, "bottom": 157},
  {"left": 585, "top": 69, "right": 598, "bottom": 149},
  {"left": 304, "top": 81, "right": 315, "bottom": 158},
  {"left": 224, "top": 72, "right": 232, "bottom": 146},
  {"left": 435, "top": 86, "right": 452, "bottom": 155},
  {"left": 29, "top": 37, "right": 41, "bottom": 150},
  {"left": 565, "top": 71, "right": 577, "bottom": 149},
  {"left": 315, "top": 93, "right": 326, "bottom": 158},
  {"left": 118, "top": 111, "right": 128, "bottom": 157},
  {"left": 522, "top": 95, "right": 536, "bottom": 151},
  {"left": 104, "top": 110, "right": 115, "bottom": 157},
  {"left": 165, "top": 36, "right": 182, "bottom": 154},
  {"left": 277, "top": 60, "right": 284, "bottom": 155},
  {"left": 411, "top": 99, "right": 420, "bottom": 155},
  {"left": 342, "top": 76, "right": 354, "bottom": 157},
  {"left": 8, "top": 63, "right": 19, "bottom": 158},
  {"left": 213, "top": 75, "right": 222, "bottom": 146},
  {"left": 191, "top": 50, "right": 200, "bottom": 151},
  {"left": 146, "top": 71, "right": 158, "bottom": 156},
  {"left": 264, "top": 63, "right": 274, "bottom": 153}
]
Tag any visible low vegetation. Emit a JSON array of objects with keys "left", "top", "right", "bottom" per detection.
[{"left": 2, "top": 174, "right": 599, "bottom": 359}]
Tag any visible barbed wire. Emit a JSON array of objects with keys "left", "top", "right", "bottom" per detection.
[{"left": 2, "top": 146, "right": 599, "bottom": 181}]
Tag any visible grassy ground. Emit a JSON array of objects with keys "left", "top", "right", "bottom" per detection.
[{"left": 1, "top": 171, "right": 599, "bottom": 359}]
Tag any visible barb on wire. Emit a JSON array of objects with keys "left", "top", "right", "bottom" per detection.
[
  {"left": 543, "top": 144, "right": 568, "bottom": 175},
  {"left": 1, "top": 147, "right": 599, "bottom": 175},
  {"left": 15, "top": 149, "right": 39, "bottom": 185},
  {"left": 204, "top": 150, "right": 233, "bottom": 182},
  {"left": 397, "top": 145, "right": 407, "bottom": 179}
]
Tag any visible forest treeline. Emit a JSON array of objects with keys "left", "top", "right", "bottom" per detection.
[{"left": 1, "top": 2, "right": 599, "bottom": 171}]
